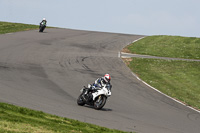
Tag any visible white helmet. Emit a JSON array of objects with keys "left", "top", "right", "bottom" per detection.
[
  {"left": 43, "top": 18, "right": 46, "bottom": 21},
  {"left": 104, "top": 74, "right": 111, "bottom": 83}
]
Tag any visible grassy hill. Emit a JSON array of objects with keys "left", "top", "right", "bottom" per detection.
[
  {"left": 0, "top": 103, "right": 126, "bottom": 133},
  {"left": 124, "top": 35, "right": 200, "bottom": 110},
  {"left": 126, "top": 35, "right": 200, "bottom": 59},
  {"left": 0, "top": 21, "right": 39, "bottom": 34}
]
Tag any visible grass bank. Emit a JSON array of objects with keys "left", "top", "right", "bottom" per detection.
[
  {"left": 126, "top": 35, "right": 200, "bottom": 59},
  {"left": 124, "top": 58, "right": 200, "bottom": 110},
  {"left": 124, "top": 36, "right": 200, "bottom": 110},
  {"left": 0, "top": 21, "right": 39, "bottom": 34},
  {"left": 0, "top": 103, "right": 126, "bottom": 133}
]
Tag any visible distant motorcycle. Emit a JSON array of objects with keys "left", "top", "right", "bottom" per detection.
[
  {"left": 39, "top": 22, "right": 46, "bottom": 32},
  {"left": 77, "top": 84, "right": 112, "bottom": 110}
]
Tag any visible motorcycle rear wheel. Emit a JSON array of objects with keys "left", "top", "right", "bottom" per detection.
[
  {"left": 39, "top": 26, "right": 45, "bottom": 32},
  {"left": 77, "top": 94, "right": 85, "bottom": 106}
]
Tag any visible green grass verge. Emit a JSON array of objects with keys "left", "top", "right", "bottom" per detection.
[
  {"left": 127, "top": 35, "right": 200, "bottom": 59},
  {"left": 0, "top": 21, "right": 39, "bottom": 34},
  {"left": 124, "top": 58, "right": 200, "bottom": 110},
  {"left": 125, "top": 35, "right": 200, "bottom": 110},
  {"left": 0, "top": 103, "right": 127, "bottom": 133}
]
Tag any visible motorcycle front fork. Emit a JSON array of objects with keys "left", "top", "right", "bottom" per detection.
[{"left": 97, "top": 95, "right": 101, "bottom": 102}]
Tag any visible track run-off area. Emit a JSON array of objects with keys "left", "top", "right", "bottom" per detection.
[{"left": 0, "top": 28, "right": 199, "bottom": 133}]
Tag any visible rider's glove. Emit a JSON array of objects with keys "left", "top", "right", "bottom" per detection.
[{"left": 92, "top": 86, "right": 96, "bottom": 90}]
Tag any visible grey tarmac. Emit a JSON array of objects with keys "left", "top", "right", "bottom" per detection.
[{"left": 0, "top": 28, "right": 199, "bottom": 133}]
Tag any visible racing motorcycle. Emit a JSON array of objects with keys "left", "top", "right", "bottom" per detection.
[
  {"left": 39, "top": 22, "right": 46, "bottom": 32},
  {"left": 77, "top": 84, "right": 112, "bottom": 110}
]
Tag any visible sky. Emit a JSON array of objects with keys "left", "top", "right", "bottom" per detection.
[{"left": 0, "top": 0, "right": 199, "bottom": 37}]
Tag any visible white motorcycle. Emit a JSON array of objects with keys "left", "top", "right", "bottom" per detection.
[{"left": 77, "top": 84, "right": 112, "bottom": 110}]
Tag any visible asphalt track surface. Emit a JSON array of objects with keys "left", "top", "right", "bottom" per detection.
[{"left": 0, "top": 28, "right": 199, "bottom": 133}]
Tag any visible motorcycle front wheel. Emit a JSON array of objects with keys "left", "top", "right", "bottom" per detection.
[{"left": 94, "top": 95, "right": 107, "bottom": 110}]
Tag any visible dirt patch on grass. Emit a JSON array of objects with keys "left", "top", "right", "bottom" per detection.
[
  {"left": 122, "top": 58, "right": 133, "bottom": 65},
  {"left": 121, "top": 47, "right": 131, "bottom": 53}
]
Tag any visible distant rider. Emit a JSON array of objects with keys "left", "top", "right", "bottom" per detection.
[{"left": 40, "top": 18, "right": 47, "bottom": 27}]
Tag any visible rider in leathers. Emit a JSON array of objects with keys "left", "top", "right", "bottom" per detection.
[
  {"left": 40, "top": 18, "right": 47, "bottom": 28},
  {"left": 87, "top": 74, "right": 111, "bottom": 101},
  {"left": 92, "top": 74, "right": 111, "bottom": 90}
]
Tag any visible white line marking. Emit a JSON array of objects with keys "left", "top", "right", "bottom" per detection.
[
  {"left": 5, "top": 33, "right": 14, "bottom": 35},
  {"left": 131, "top": 37, "right": 145, "bottom": 43},
  {"left": 118, "top": 51, "right": 121, "bottom": 58},
  {"left": 130, "top": 72, "right": 200, "bottom": 113}
]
